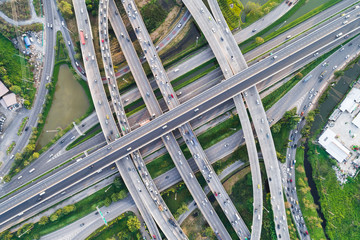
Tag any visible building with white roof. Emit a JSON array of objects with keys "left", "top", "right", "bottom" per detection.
[
  {"left": 352, "top": 112, "right": 360, "bottom": 128},
  {"left": 339, "top": 87, "right": 360, "bottom": 113},
  {"left": 319, "top": 128, "right": 351, "bottom": 163},
  {"left": 0, "top": 93, "right": 17, "bottom": 109},
  {"left": 0, "top": 81, "right": 9, "bottom": 98}
]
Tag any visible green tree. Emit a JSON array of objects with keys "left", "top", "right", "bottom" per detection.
[
  {"left": 334, "top": 70, "right": 344, "bottom": 78},
  {"left": 63, "top": 204, "right": 76, "bottom": 214},
  {"left": 127, "top": 215, "right": 141, "bottom": 232},
  {"left": 271, "top": 122, "right": 281, "bottom": 133},
  {"left": 111, "top": 192, "right": 119, "bottom": 202},
  {"left": 58, "top": 1, "right": 73, "bottom": 18},
  {"left": 39, "top": 216, "right": 49, "bottom": 225},
  {"left": 0, "top": 230, "right": 13, "bottom": 240},
  {"left": 117, "top": 190, "right": 127, "bottom": 200},
  {"left": 3, "top": 175, "right": 10, "bottom": 182},
  {"left": 24, "top": 144, "right": 35, "bottom": 155},
  {"left": 204, "top": 227, "right": 214, "bottom": 238},
  {"left": 255, "top": 37, "right": 264, "bottom": 44},
  {"left": 50, "top": 213, "right": 59, "bottom": 222},
  {"left": 104, "top": 197, "right": 112, "bottom": 207},
  {"left": 295, "top": 72, "right": 303, "bottom": 80},
  {"left": 10, "top": 85, "right": 21, "bottom": 94},
  {"left": 23, "top": 99, "right": 31, "bottom": 108},
  {"left": 32, "top": 152, "right": 40, "bottom": 159},
  {"left": 113, "top": 176, "right": 124, "bottom": 189}
]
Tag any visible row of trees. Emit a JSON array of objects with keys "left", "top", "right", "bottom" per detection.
[
  {"left": 104, "top": 189, "right": 128, "bottom": 207},
  {"left": 272, "top": 108, "right": 300, "bottom": 134}
]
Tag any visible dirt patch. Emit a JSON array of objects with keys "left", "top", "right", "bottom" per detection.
[
  {"left": 223, "top": 166, "right": 251, "bottom": 195},
  {"left": 181, "top": 209, "right": 209, "bottom": 240},
  {"left": 159, "top": 19, "right": 203, "bottom": 65},
  {"left": 0, "top": 0, "right": 31, "bottom": 21},
  {"left": 149, "top": 5, "right": 182, "bottom": 44}
]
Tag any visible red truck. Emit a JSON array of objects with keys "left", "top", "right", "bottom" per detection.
[{"left": 80, "top": 30, "right": 85, "bottom": 45}]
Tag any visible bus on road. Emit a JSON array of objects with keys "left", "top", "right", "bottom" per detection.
[{"left": 80, "top": 30, "right": 85, "bottom": 45}]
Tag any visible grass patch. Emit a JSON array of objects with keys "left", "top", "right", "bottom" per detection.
[
  {"left": 213, "top": 145, "right": 249, "bottom": 175},
  {"left": 17, "top": 117, "right": 28, "bottom": 136},
  {"left": 0, "top": 33, "right": 35, "bottom": 106},
  {"left": 242, "top": 0, "right": 283, "bottom": 28},
  {"left": 218, "top": 0, "right": 244, "bottom": 30},
  {"left": 294, "top": 147, "right": 327, "bottom": 239},
  {"left": 6, "top": 141, "right": 16, "bottom": 155},
  {"left": 306, "top": 143, "right": 360, "bottom": 239},
  {"left": 66, "top": 123, "right": 101, "bottom": 150},
  {"left": 214, "top": 164, "right": 277, "bottom": 239},
  {"left": 241, "top": 0, "right": 343, "bottom": 53},
  {"left": 197, "top": 113, "right": 241, "bottom": 149},
  {"left": 147, "top": 112, "right": 241, "bottom": 178},
  {"left": 32, "top": 0, "right": 43, "bottom": 16},
  {"left": 147, "top": 152, "right": 176, "bottom": 179},
  {"left": 141, "top": 0, "right": 169, "bottom": 33},
  {"left": 15, "top": 177, "right": 127, "bottom": 239},
  {"left": 162, "top": 182, "right": 193, "bottom": 214},
  {"left": 86, "top": 212, "right": 141, "bottom": 240},
  {"left": 0, "top": 0, "right": 31, "bottom": 21}
]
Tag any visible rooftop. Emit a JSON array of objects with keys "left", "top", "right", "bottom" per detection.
[
  {"left": 0, "top": 93, "right": 17, "bottom": 108},
  {"left": 0, "top": 81, "right": 9, "bottom": 98}
]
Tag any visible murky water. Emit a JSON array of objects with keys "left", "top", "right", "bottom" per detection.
[{"left": 36, "top": 64, "right": 90, "bottom": 150}]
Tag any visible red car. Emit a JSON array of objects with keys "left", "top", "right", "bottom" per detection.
[
  {"left": 101, "top": 39, "right": 104, "bottom": 43},
  {"left": 214, "top": 192, "right": 218, "bottom": 196},
  {"left": 305, "top": 231, "right": 308, "bottom": 235},
  {"left": 290, "top": 179, "right": 293, "bottom": 183},
  {"left": 153, "top": 235, "right": 156, "bottom": 239},
  {"left": 171, "top": 94, "right": 174, "bottom": 98}
]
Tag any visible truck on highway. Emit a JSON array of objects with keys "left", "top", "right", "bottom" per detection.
[
  {"left": 319, "top": 70, "right": 327, "bottom": 81},
  {"left": 80, "top": 30, "right": 86, "bottom": 45}
]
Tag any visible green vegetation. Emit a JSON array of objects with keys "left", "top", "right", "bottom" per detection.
[
  {"left": 213, "top": 145, "right": 248, "bottom": 174},
  {"left": 141, "top": 0, "right": 168, "bottom": 33},
  {"left": 307, "top": 143, "right": 360, "bottom": 239},
  {"left": 85, "top": 0, "right": 99, "bottom": 17},
  {"left": 334, "top": 70, "right": 345, "bottom": 78},
  {"left": 216, "top": 165, "right": 277, "bottom": 239},
  {"left": 58, "top": 0, "right": 73, "bottom": 18},
  {"left": 243, "top": 0, "right": 283, "bottom": 27},
  {"left": 300, "top": 110, "right": 316, "bottom": 138},
  {"left": 241, "top": 0, "right": 343, "bottom": 53},
  {"left": 294, "top": 147, "right": 327, "bottom": 239},
  {"left": 147, "top": 111, "right": 241, "bottom": 178},
  {"left": 87, "top": 212, "right": 141, "bottom": 240},
  {"left": 6, "top": 141, "right": 16, "bottom": 155},
  {"left": 17, "top": 117, "right": 28, "bottom": 136},
  {"left": 271, "top": 108, "right": 299, "bottom": 163},
  {"left": 33, "top": 0, "right": 43, "bottom": 16},
  {"left": 262, "top": 44, "right": 342, "bottom": 111},
  {"left": 4, "top": 31, "right": 93, "bottom": 181},
  {"left": 11, "top": 176, "right": 127, "bottom": 239},
  {"left": 66, "top": 123, "right": 101, "bottom": 150},
  {"left": 147, "top": 152, "right": 176, "bottom": 179},
  {"left": 0, "top": 34, "right": 35, "bottom": 106},
  {"left": 0, "top": 0, "right": 31, "bottom": 20},
  {"left": 173, "top": 63, "right": 218, "bottom": 92},
  {"left": 162, "top": 182, "right": 192, "bottom": 213},
  {"left": 218, "top": 0, "right": 244, "bottom": 30}
]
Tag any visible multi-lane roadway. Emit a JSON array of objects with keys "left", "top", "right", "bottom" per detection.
[{"left": 1, "top": 13, "right": 359, "bottom": 232}]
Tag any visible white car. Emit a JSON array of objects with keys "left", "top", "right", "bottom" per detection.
[{"left": 333, "top": 65, "right": 338, "bottom": 70}]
